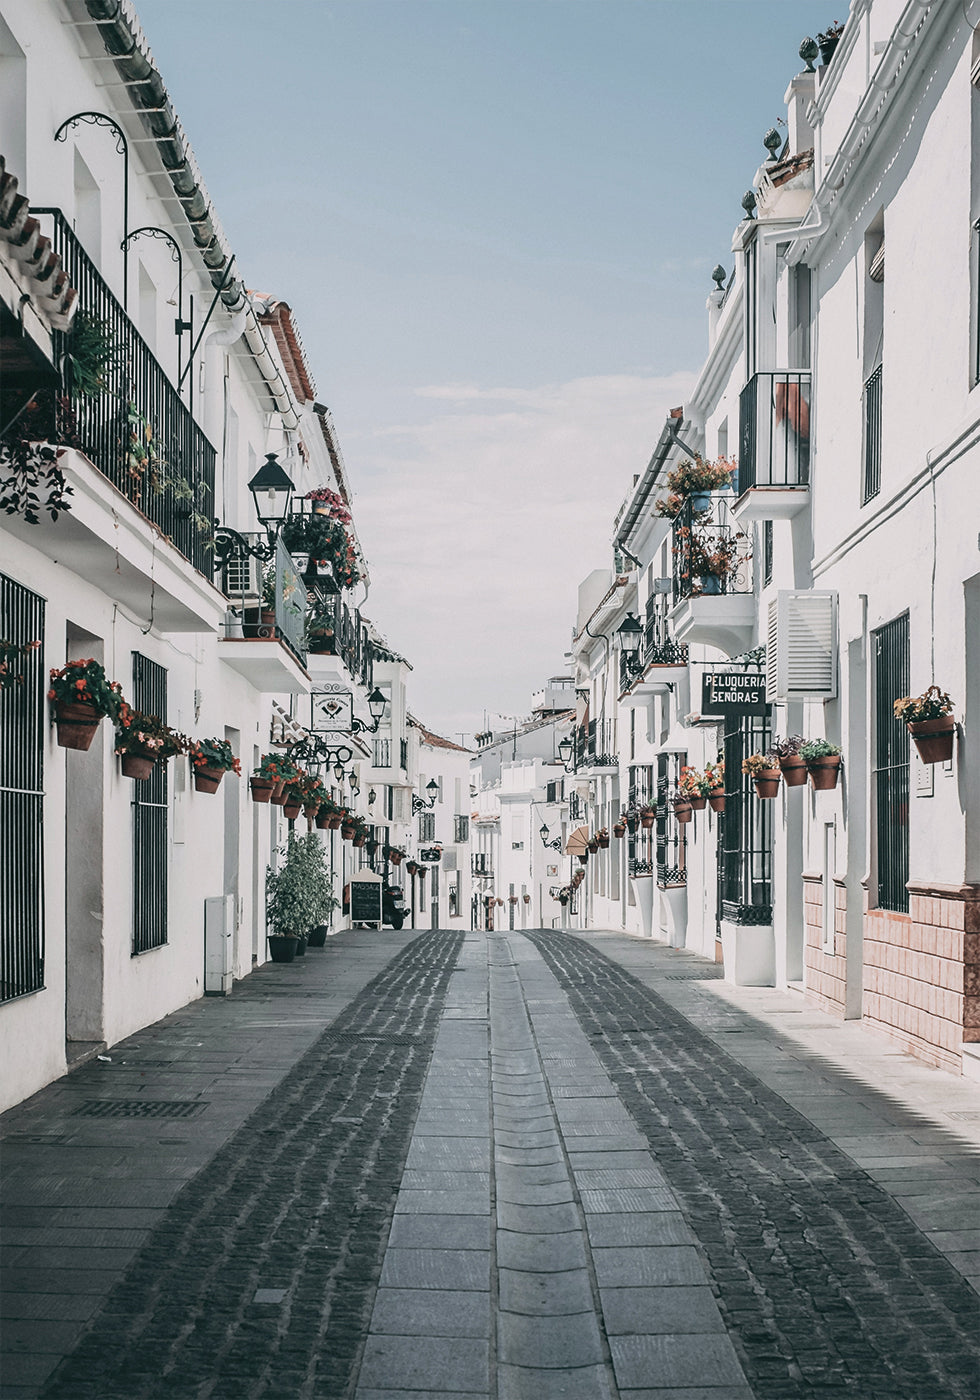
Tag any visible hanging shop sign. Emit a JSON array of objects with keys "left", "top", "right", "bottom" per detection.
[
  {"left": 418, "top": 847, "right": 442, "bottom": 863},
  {"left": 701, "top": 670, "right": 769, "bottom": 716}
]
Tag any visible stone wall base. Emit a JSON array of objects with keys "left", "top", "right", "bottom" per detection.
[{"left": 802, "top": 874, "right": 847, "bottom": 1018}]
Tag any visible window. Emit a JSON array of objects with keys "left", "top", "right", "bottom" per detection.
[
  {"left": 132, "top": 653, "right": 168, "bottom": 953},
  {"left": 862, "top": 218, "right": 884, "bottom": 503},
  {"left": 418, "top": 811, "right": 435, "bottom": 842},
  {"left": 454, "top": 814, "right": 469, "bottom": 843},
  {"left": 0, "top": 575, "right": 45, "bottom": 1001},
  {"left": 655, "top": 754, "right": 687, "bottom": 888},
  {"left": 718, "top": 715, "right": 773, "bottom": 926},
  {"left": 763, "top": 521, "right": 774, "bottom": 586},
  {"left": 873, "top": 615, "right": 910, "bottom": 913},
  {"left": 373, "top": 736, "right": 391, "bottom": 767},
  {"left": 627, "top": 764, "right": 655, "bottom": 875}
]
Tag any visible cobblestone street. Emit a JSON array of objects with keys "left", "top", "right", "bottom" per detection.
[{"left": 2, "top": 929, "right": 979, "bottom": 1400}]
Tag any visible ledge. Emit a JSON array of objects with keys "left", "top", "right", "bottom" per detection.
[
  {"left": 3, "top": 447, "right": 227, "bottom": 633},
  {"left": 218, "top": 638, "right": 311, "bottom": 694},
  {"left": 732, "top": 484, "right": 810, "bottom": 524},
  {"left": 669, "top": 593, "right": 756, "bottom": 657}
]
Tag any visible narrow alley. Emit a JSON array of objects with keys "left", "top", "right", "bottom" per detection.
[{"left": 2, "top": 928, "right": 978, "bottom": 1400}]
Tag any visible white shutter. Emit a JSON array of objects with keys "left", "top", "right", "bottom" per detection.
[{"left": 766, "top": 591, "right": 838, "bottom": 701}]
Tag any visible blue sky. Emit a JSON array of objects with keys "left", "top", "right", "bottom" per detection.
[{"left": 138, "top": 0, "right": 824, "bottom": 739}]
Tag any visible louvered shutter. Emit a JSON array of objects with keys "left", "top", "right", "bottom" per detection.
[{"left": 766, "top": 591, "right": 838, "bottom": 701}]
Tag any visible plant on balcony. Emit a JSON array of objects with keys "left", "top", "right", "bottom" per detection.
[
  {"left": 281, "top": 512, "right": 362, "bottom": 590},
  {"left": 678, "top": 766, "right": 708, "bottom": 810},
  {"left": 672, "top": 789, "right": 694, "bottom": 823},
  {"left": 654, "top": 455, "right": 737, "bottom": 518},
  {"left": 305, "top": 592, "right": 337, "bottom": 653},
  {"left": 316, "top": 795, "right": 346, "bottom": 830},
  {"left": 817, "top": 20, "right": 844, "bottom": 65},
  {"left": 188, "top": 736, "right": 241, "bottom": 794},
  {"left": 48, "top": 658, "right": 125, "bottom": 750},
  {"left": 1, "top": 436, "right": 73, "bottom": 524},
  {"left": 772, "top": 734, "right": 808, "bottom": 787},
  {"left": 743, "top": 751, "right": 781, "bottom": 798},
  {"left": 894, "top": 686, "right": 955, "bottom": 765},
  {"left": 63, "top": 311, "right": 120, "bottom": 399},
  {"left": 639, "top": 804, "right": 656, "bottom": 829},
  {"left": 679, "top": 529, "right": 745, "bottom": 595},
  {"left": 799, "top": 738, "right": 843, "bottom": 790},
  {"left": 705, "top": 759, "right": 726, "bottom": 812},
  {"left": 613, "top": 820, "right": 627, "bottom": 838},
  {"left": 114, "top": 706, "right": 186, "bottom": 780},
  {"left": 0, "top": 638, "right": 40, "bottom": 691},
  {"left": 304, "top": 487, "right": 352, "bottom": 524}
]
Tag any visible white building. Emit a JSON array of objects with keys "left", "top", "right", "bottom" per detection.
[{"left": 565, "top": 0, "right": 980, "bottom": 1075}]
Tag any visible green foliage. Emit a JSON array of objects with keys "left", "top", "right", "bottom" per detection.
[
  {"left": 266, "top": 832, "right": 337, "bottom": 937},
  {"left": 48, "top": 658, "right": 125, "bottom": 720},
  {"left": 893, "top": 686, "right": 953, "bottom": 724},
  {"left": 63, "top": 311, "right": 120, "bottom": 399},
  {"left": 799, "top": 738, "right": 842, "bottom": 760}
]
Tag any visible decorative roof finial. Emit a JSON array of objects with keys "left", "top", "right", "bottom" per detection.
[
  {"left": 799, "top": 36, "right": 819, "bottom": 72},
  {"left": 741, "top": 190, "right": 757, "bottom": 221},
  {"left": 711, "top": 265, "right": 726, "bottom": 291},
  {"left": 763, "top": 128, "right": 782, "bottom": 162}
]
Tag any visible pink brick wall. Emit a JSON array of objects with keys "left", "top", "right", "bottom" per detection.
[{"left": 802, "top": 875, "right": 846, "bottom": 1018}]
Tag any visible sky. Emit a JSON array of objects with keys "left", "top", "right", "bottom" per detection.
[{"left": 137, "top": 0, "right": 823, "bottom": 742}]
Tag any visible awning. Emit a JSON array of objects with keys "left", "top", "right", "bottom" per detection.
[{"left": 565, "top": 825, "right": 590, "bottom": 855}]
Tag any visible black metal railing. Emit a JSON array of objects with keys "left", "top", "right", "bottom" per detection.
[
  {"left": 738, "top": 370, "right": 810, "bottom": 492},
  {"left": 718, "top": 714, "right": 773, "bottom": 926},
  {"left": 863, "top": 363, "right": 883, "bottom": 503},
  {"left": 304, "top": 592, "right": 368, "bottom": 681},
  {"left": 568, "top": 791, "right": 585, "bottom": 822},
  {"left": 874, "top": 614, "right": 909, "bottom": 912},
  {"left": 419, "top": 811, "right": 436, "bottom": 842},
  {"left": 0, "top": 574, "right": 45, "bottom": 1001},
  {"left": 627, "top": 763, "right": 656, "bottom": 876},
  {"left": 33, "top": 210, "right": 215, "bottom": 574},
  {"left": 656, "top": 753, "right": 687, "bottom": 888},
  {"left": 400, "top": 738, "right": 408, "bottom": 771},
  {"left": 581, "top": 717, "right": 616, "bottom": 768},
  {"left": 472, "top": 853, "right": 492, "bottom": 875},
  {"left": 643, "top": 593, "right": 688, "bottom": 664},
  {"left": 132, "top": 653, "right": 168, "bottom": 955},
  {"left": 672, "top": 495, "right": 751, "bottom": 602}
]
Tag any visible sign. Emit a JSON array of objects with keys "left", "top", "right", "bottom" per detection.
[
  {"left": 312, "top": 688, "right": 353, "bottom": 732},
  {"left": 701, "top": 670, "right": 769, "bottom": 716},
  {"left": 419, "top": 847, "right": 442, "bottom": 863},
  {"left": 349, "top": 871, "right": 382, "bottom": 928}
]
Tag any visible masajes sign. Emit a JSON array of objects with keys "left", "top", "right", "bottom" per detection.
[{"left": 701, "top": 670, "right": 769, "bottom": 716}]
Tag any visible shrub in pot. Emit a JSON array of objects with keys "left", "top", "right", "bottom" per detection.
[
  {"left": 48, "top": 658, "right": 124, "bottom": 750},
  {"left": 800, "top": 739, "right": 842, "bottom": 790},
  {"left": 743, "top": 751, "right": 781, "bottom": 799},
  {"left": 773, "top": 735, "right": 808, "bottom": 787},
  {"left": 266, "top": 832, "right": 333, "bottom": 962},
  {"left": 894, "top": 687, "right": 955, "bottom": 765}
]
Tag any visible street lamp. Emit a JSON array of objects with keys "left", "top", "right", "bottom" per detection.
[
  {"left": 539, "top": 822, "right": 563, "bottom": 852},
  {"left": 412, "top": 779, "right": 439, "bottom": 814},
  {"left": 617, "top": 612, "right": 644, "bottom": 672},
  {"left": 557, "top": 735, "right": 574, "bottom": 771},
  {"left": 350, "top": 688, "right": 388, "bottom": 735},
  {"left": 213, "top": 454, "right": 296, "bottom": 566}
]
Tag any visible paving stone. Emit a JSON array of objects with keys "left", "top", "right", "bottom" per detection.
[
  {"left": 357, "top": 1334, "right": 489, "bottom": 1392},
  {"left": 592, "top": 1247, "right": 709, "bottom": 1289},
  {"left": 608, "top": 1333, "right": 747, "bottom": 1390},
  {"left": 369, "top": 1287, "right": 490, "bottom": 1337},
  {"left": 496, "top": 1362, "right": 614, "bottom": 1399},
  {"left": 498, "top": 1267, "right": 594, "bottom": 1317},
  {"left": 494, "top": 1146, "right": 565, "bottom": 1167},
  {"left": 585, "top": 1213, "right": 697, "bottom": 1248},
  {"left": 496, "top": 1230, "right": 589, "bottom": 1274},
  {"left": 495, "top": 1163, "right": 570, "bottom": 1190},
  {"left": 379, "top": 1247, "right": 491, "bottom": 1291},
  {"left": 498, "top": 1308, "right": 604, "bottom": 1367},
  {"left": 495, "top": 1180, "right": 575, "bottom": 1207},
  {"left": 579, "top": 1188, "right": 679, "bottom": 1214},
  {"left": 496, "top": 1201, "right": 581, "bottom": 1234},
  {"left": 386, "top": 1215, "right": 492, "bottom": 1251},
  {"left": 599, "top": 1286, "right": 726, "bottom": 1336},
  {"left": 394, "top": 1190, "right": 490, "bottom": 1215}
]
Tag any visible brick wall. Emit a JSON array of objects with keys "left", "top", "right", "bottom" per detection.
[
  {"left": 862, "top": 884, "right": 980, "bottom": 1074},
  {"left": 802, "top": 874, "right": 847, "bottom": 1017}
]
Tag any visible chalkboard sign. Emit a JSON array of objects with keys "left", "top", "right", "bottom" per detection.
[{"left": 350, "top": 876, "right": 382, "bottom": 927}]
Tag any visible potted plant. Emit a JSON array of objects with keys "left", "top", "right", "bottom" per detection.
[
  {"left": 406, "top": 859, "right": 419, "bottom": 875},
  {"left": 800, "top": 739, "right": 843, "bottom": 790},
  {"left": 114, "top": 707, "right": 185, "bottom": 780},
  {"left": 265, "top": 833, "right": 320, "bottom": 962},
  {"left": 684, "top": 531, "right": 742, "bottom": 596},
  {"left": 705, "top": 759, "right": 726, "bottom": 813},
  {"left": 523, "top": 893, "right": 531, "bottom": 905},
  {"left": 894, "top": 687, "right": 955, "bottom": 765},
  {"left": 48, "top": 658, "right": 124, "bottom": 750},
  {"left": 773, "top": 735, "right": 808, "bottom": 787},
  {"left": 297, "top": 833, "right": 338, "bottom": 947},
  {"left": 578, "top": 850, "right": 589, "bottom": 864},
  {"left": 639, "top": 804, "right": 656, "bottom": 830},
  {"left": 254, "top": 753, "right": 300, "bottom": 805},
  {"left": 1, "top": 638, "right": 40, "bottom": 691},
  {"left": 281, "top": 773, "right": 307, "bottom": 821},
  {"left": 315, "top": 795, "right": 344, "bottom": 830},
  {"left": 387, "top": 845, "right": 405, "bottom": 866},
  {"left": 188, "top": 736, "right": 241, "bottom": 793},
  {"left": 587, "top": 836, "right": 599, "bottom": 854},
  {"left": 613, "top": 820, "right": 627, "bottom": 838},
  {"left": 281, "top": 509, "right": 362, "bottom": 591},
  {"left": 678, "top": 766, "right": 706, "bottom": 812},
  {"left": 351, "top": 819, "right": 369, "bottom": 848},
  {"left": 624, "top": 808, "right": 640, "bottom": 834},
  {"left": 672, "top": 790, "right": 694, "bottom": 824},
  {"left": 654, "top": 455, "right": 737, "bottom": 517},
  {"left": 817, "top": 20, "right": 844, "bottom": 66},
  {"left": 743, "top": 751, "right": 781, "bottom": 799},
  {"left": 303, "top": 486, "right": 352, "bottom": 522}
]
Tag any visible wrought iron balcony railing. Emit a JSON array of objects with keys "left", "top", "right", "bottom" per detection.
[
  {"left": 580, "top": 717, "right": 616, "bottom": 768},
  {"left": 862, "top": 364, "right": 882, "bottom": 503},
  {"left": 738, "top": 370, "right": 810, "bottom": 492},
  {"left": 306, "top": 592, "right": 371, "bottom": 685},
  {"left": 671, "top": 495, "right": 752, "bottom": 603},
  {"left": 31, "top": 209, "right": 215, "bottom": 575}
]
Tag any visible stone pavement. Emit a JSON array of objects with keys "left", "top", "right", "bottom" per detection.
[{"left": 2, "top": 927, "right": 979, "bottom": 1399}]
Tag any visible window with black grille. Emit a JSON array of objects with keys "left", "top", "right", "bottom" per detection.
[
  {"left": 656, "top": 753, "right": 688, "bottom": 888},
  {"left": 131, "top": 653, "right": 168, "bottom": 954},
  {"left": 627, "top": 763, "right": 655, "bottom": 875},
  {"left": 373, "top": 736, "right": 391, "bottom": 767},
  {"left": 418, "top": 811, "right": 435, "bottom": 841},
  {"left": 763, "top": 520, "right": 774, "bottom": 586},
  {"left": 0, "top": 575, "right": 45, "bottom": 1001},
  {"left": 454, "top": 814, "right": 469, "bottom": 843},
  {"left": 873, "top": 614, "right": 910, "bottom": 912},
  {"left": 718, "top": 714, "right": 773, "bottom": 925}
]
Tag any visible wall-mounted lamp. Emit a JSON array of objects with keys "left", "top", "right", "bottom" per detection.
[
  {"left": 557, "top": 735, "right": 575, "bottom": 772},
  {"left": 350, "top": 687, "right": 388, "bottom": 735},
  {"left": 539, "top": 822, "right": 563, "bottom": 852},
  {"left": 412, "top": 779, "right": 439, "bottom": 813},
  {"left": 213, "top": 454, "right": 296, "bottom": 565},
  {"left": 617, "top": 612, "right": 644, "bottom": 673}
]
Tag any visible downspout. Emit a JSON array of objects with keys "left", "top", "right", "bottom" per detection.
[{"left": 241, "top": 302, "right": 301, "bottom": 431}]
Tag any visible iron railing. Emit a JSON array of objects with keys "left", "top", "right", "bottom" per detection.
[
  {"left": 738, "top": 370, "right": 811, "bottom": 492},
  {"left": 644, "top": 592, "right": 688, "bottom": 664},
  {"left": 472, "top": 853, "right": 493, "bottom": 875},
  {"left": 627, "top": 764, "right": 656, "bottom": 877},
  {"left": 400, "top": 738, "right": 408, "bottom": 771},
  {"left": 581, "top": 717, "right": 616, "bottom": 768},
  {"left": 873, "top": 614, "right": 909, "bottom": 912},
  {"left": 0, "top": 575, "right": 45, "bottom": 1001},
  {"left": 863, "top": 364, "right": 883, "bottom": 503},
  {"left": 33, "top": 210, "right": 215, "bottom": 574},
  {"left": 672, "top": 495, "right": 752, "bottom": 602},
  {"left": 304, "top": 592, "right": 368, "bottom": 682},
  {"left": 718, "top": 714, "right": 773, "bottom": 925},
  {"left": 656, "top": 753, "right": 687, "bottom": 888},
  {"left": 132, "top": 653, "right": 168, "bottom": 955}
]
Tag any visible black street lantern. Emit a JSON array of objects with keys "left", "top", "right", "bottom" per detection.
[
  {"left": 367, "top": 687, "right": 387, "bottom": 725},
  {"left": 540, "top": 822, "right": 562, "bottom": 852},
  {"left": 412, "top": 778, "right": 440, "bottom": 814},
  {"left": 617, "top": 612, "right": 643, "bottom": 660},
  {"left": 557, "top": 735, "right": 573, "bottom": 768},
  {"left": 248, "top": 453, "right": 295, "bottom": 535}
]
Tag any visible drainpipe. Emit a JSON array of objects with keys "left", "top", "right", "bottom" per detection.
[
  {"left": 202, "top": 306, "right": 247, "bottom": 520},
  {"left": 241, "top": 302, "right": 300, "bottom": 431}
]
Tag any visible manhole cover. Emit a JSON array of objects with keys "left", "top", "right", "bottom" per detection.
[
  {"left": 320, "top": 1032, "right": 421, "bottom": 1047},
  {"left": 75, "top": 1100, "right": 206, "bottom": 1119}
]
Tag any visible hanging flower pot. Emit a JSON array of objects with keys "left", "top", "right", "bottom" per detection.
[
  {"left": 250, "top": 776, "right": 275, "bottom": 804},
  {"left": 625, "top": 814, "right": 639, "bottom": 834},
  {"left": 639, "top": 806, "right": 656, "bottom": 830},
  {"left": 523, "top": 894, "right": 531, "bottom": 904},
  {"left": 366, "top": 840, "right": 379, "bottom": 856},
  {"left": 779, "top": 756, "right": 808, "bottom": 787},
  {"left": 341, "top": 822, "right": 356, "bottom": 840},
  {"left": 194, "top": 767, "right": 225, "bottom": 795},
  {"left": 270, "top": 782, "right": 288, "bottom": 806},
  {"left": 352, "top": 833, "right": 367, "bottom": 848},
  {"left": 282, "top": 798, "right": 303, "bottom": 819},
  {"left": 753, "top": 772, "right": 782, "bottom": 799},
  {"left": 303, "top": 803, "right": 320, "bottom": 824},
  {"left": 596, "top": 831, "right": 610, "bottom": 849},
  {"left": 673, "top": 800, "right": 693, "bottom": 824},
  {"left": 689, "top": 490, "right": 712, "bottom": 512},
  {"left": 689, "top": 795, "right": 706, "bottom": 812},
  {"left": 699, "top": 575, "right": 723, "bottom": 595},
  {"left": 708, "top": 788, "right": 726, "bottom": 814},
  {"left": 328, "top": 815, "right": 343, "bottom": 830},
  {"left": 389, "top": 850, "right": 403, "bottom": 866},
  {"left": 121, "top": 752, "right": 155, "bottom": 781},
  {"left": 588, "top": 838, "right": 599, "bottom": 854},
  {"left": 907, "top": 717, "right": 955, "bottom": 765},
  {"left": 613, "top": 823, "right": 626, "bottom": 838},
  {"left": 406, "top": 860, "right": 418, "bottom": 875},
  {"left": 54, "top": 701, "right": 102, "bottom": 751},
  {"left": 578, "top": 851, "right": 589, "bottom": 864},
  {"left": 509, "top": 894, "right": 518, "bottom": 904},
  {"left": 315, "top": 805, "right": 332, "bottom": 829},
  {"left": 807, "top": 757, "right": 842, "bottom": 791}
]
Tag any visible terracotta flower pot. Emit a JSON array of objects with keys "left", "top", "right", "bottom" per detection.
[
  {"left": 194, "top": 767, "right": 224, "bottom": 794},
  {"left": 613, "top": 824, "right": 626, "bottom": 838},
  {"left": 588, "top": 840, "right": 599, "bottom": 854},
  {"left": 282, "top": 799, "right": 302, "bottom": 819},
  {"left": 303, "top": 804, "right": 319, "bottom": 824},
  {"left": 673, "top": 801, "right": 693, "bottom": 824},
  {"left": 341, "top": 823, "right": 356, "bottom": 840},
  {"left": 708, "top": 789, "right": 726, "bottom": 814},
  {"left": 578, "top": 852, "right": 589, "bottom": 864},
  {"left": 907, "top": 717, "right": 955, "bottom": 765},
  {"left": 315, "top": 806, "right": 332, "bottom": 829},
  {"left": 597, "top": 836, "right": 610, "bottom": 849},
  {"left": 807, "top": 756, "right": 842, "bottom": 791},
  {"left": 352, "top": 834, "right": 367, "bottom": 847},
  {"left": 689, "top": 795, "right": 706, "bottom": 811},
  {"left": 120, "top": 753, "right": 155, "bottom": 781},
  {"left": 389, "top": 852, "right": 402, "bottom": 866},
  {"left": 250, "top": 776, "right": 275, "bottom": 804},
  {"left": 328, "top": 816, "right": 343, "bottom": 830},
  {"left": 779, "top": 756, "right": 808, "bottom": 787},
  {"left": 640, "top": 813, "right": 655, "bottom": 830},
  {"left": 54, "top": 701, "right": 102, "bottom": 751},
  {"left": 270, "top": 781, "right": 287, "bottom": 806},
  {"left": 753, "top": 772, "right": 782, "bottom": 799}
]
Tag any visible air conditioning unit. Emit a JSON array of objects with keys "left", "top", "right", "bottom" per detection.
[
  {"left": 652, "top": 577, "right": 672, "bottom": 594},
  {"left": 766, "top": 591, "right": 838, "bottom": 702},
  {"left": 221, "top": 553, "right": 263, "bottom": 601}
]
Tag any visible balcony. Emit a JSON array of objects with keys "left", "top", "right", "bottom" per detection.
[
  {"left": 305, "top": 592, "right": 373, "bottom": 689},
  {"left": 1, "top": 210, "right": 225, "bottom": 633},
  {"left": 669, "top": 496, "right": 755, "bottom": 656},
  {"left": 578, "top": 718, "right": 617, "bottom": 772},
  {"left": 219, "top": 538, "right": 310, "bottom": 693},
  {"left": 733, "top": 371, "right": 811, "bottom": 523},
  {"left": 620, "top": 595, "right": 689, "bottom": 697},
  {"left": 862, "top": 364, "right": 882, "bottom": 503},
  {"left": 472, "top": 853, "right": 493, "bottom": 876}
]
